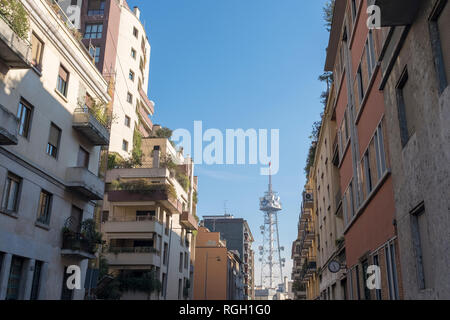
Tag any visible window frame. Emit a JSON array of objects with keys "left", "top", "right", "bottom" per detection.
[
  {"left": 37, "top": 189, "right": 52, "bottom": 225},
  {"left": 1, "top": 172, "right": 22, "bottom": 213},
  {"left": 31, "top": 32, "right": 44, "bottom": 71},
  {"left": 56, "top": 65, "right": 69, "bottom": 97},
  {"left": 17, "top": 99, "right": 33, "bottom": 139},
  {"left": 46, "top": 123, "right": 62, "bottom": 159}
]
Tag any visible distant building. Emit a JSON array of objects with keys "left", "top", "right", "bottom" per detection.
[
  {"left": 101, "top": 135, "right": 198, "bottom": 300},
  {"left": 193, "top": 227, "right": 244, "bottom": 300},
  {"left": 202, "top": 215, "right": 255, "bottom": 299}
]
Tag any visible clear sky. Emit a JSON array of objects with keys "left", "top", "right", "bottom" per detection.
[{"left": 127, "top": 0, "right": 330, "bottom": 284}]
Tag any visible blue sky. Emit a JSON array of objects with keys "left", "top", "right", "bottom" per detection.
[{"left": 128, "top": 0, "right": 330, "bottom": 283}]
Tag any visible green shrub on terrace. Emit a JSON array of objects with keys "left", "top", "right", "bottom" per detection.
[{"left": 0, "top": 0, "right": 30, "bottom": 40}]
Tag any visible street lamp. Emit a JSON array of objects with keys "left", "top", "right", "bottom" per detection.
[{"left": 204, "top": 252, "right": 221, "bottom": 300}]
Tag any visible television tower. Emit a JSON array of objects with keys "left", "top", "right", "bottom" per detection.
[{"left": 258, "top": 164, "right": 285, "bottom": 290}]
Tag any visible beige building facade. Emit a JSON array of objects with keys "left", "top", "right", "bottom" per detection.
[{"left": 0, "top": 0, "right": 110, "bottom": 300}]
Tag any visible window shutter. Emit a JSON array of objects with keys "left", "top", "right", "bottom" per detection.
[
  {"left": 59, "top": 66, "right": 68, "bottom": 82},
  {"left": 49, "top": 124, "right": 60, "bottom": 147}
]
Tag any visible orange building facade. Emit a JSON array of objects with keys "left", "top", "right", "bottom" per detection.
[
  {"left": 193, "top": 227, "right": 243, "bottom": 300},
  {"left": 324, "top": 0, "right": 402, "bottom": 300}
]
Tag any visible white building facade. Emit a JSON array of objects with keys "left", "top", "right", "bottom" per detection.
[{"left": 0, "top": 0, "right": 110, "bottom": 300}]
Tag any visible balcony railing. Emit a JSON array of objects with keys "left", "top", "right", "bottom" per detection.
[
  {"left": 108, "top": 247, "right": 159, "bottom": 255},
  {"left": 139, "top": 88, "right": 155, "bottom": 115},
  {"left": 180, "top": 211, "right": 198, "bottom": 231},
  {"left": 66, "top": 167, "right": 105, "bottom": 200},
  {"left": 0, "top": 104, "right": 19, "bottom": 145},
  {"left": 61, "top": 232, "right": 96, "bottom": 260},
  {"left": 0, "top": 9, "right": 31, "bottom": 69},
  {"left": 73, "top": 107, "right": 110, "bottom": 146}
]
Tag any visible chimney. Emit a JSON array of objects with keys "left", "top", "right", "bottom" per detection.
[
  {"left": 133, "top": 6, "right": 141, "bottom": 20},
  {"left": 153, "top": 146, "right": 160, "bottom": 168}
]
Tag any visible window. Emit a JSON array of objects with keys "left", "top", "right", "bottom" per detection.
[
  {"left": 84, "top": 23, "right": 103, "bottom": 39},
  {"left": 357, "top": 65, "right": 364, "bottom": 102},
  {"left": 70, "top": 206, "right": 83, "bottom": 233},
  {"left": 1, "top": 172, "right": 21, "bottom": 213},
  {"left": 410, "top": 202, "right": 431, "bottom": 291},
  {"left": 133, "top": 27, "right": 138, "bottom": 38},
  {"left": 17, "top": 99, "right": 33, "bottom": 138},
  {"left": 179, "top": 253, "right": 183, "bottom": 273},
  {"left": 126, "top": 92, "right": 133, "bottom": 104},
  {"left": 161, "top": 273, "right": 167, "bottom": 296},
  {"left": 77, "top": 147, "right": 89, "bottom": 168},
  {"left": 429, "top": 0, "right": 450, "bottom": 93},
  {"left": 366, "top": 30, "right": 376, "bottom": 80},
  {"left": 373, "top": 254, "right": 382, "bottom": 300},
  {"left": 343, "top": 181, "right": 355, "bottom": 225},
  {"left": 30, "top": 261, "right": 43, "bottom": 300},
  {"left": 131, "top": 48, "right": 136, "bottom": 59},
  {"left": 57, "top": 65, "right": 69, "bottom": 97},
  {"left": 129, "top": 70, "right": 135, "bottom": 82},
  {"left": 396, "top": 68, "right": 416, "bottom": 147},
  {"left": 178, "top": 279, "right": 182, "bottom": 300},
  {"left": 89, "top": 46, "right": 101, "bottom": 63},
  {"left": 385, "top": 242, "right": 400, "bottom": 300},
  {"left": 351, "top": 0, "right": 357, "bottom": 21},
  {"left": 37, "top": 190, "right": 52, "bottom": 225},
  {"left": 87, "top": 0, "right": 105, "bottom": 16},
  {"left": 163, "top": 243, "right": 168, "bottom": 265},
  {"left": 184, "top": 252, "right": 189, "bottom": 269},
  {"left": 31, "top": 33, "right": 44, "bottom": 70},
  {"left": 46, "top": 123, "right": 61, "bottom": 158},
  {"left": 355, "top": 265, "right": 361, "bottom": 300},
  {"left": 122, "top": 139, "right": 128, "bottom": 152},
  {"left": 362, "top": 259, "right": 371, "bottom": 300},
  {"left": 124, "top": 115, "right": 131, "bottom": 127},
  {"left": 6, "top": 256, "right": 24, "bottom": 300}
]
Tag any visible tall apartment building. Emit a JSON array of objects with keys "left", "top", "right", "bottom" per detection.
[
  {"left": 0, "top": 0, "right": 110, "bottom": 300},
  {"left": 193, "top": 227, "right": 244, "bottom": 300},
  {"left": 60, "top": 0, "right": 154, "bottom": 157},
  {"left": 101, "top": 135, "right": 199, "bottom": 300},
  {"left": 371, "top": 0, "right": 450, "bottom": 299},
  {"left": 202, "top": 215, "right": 255, "bottom": 300},
  {"left": 312, "top": 82, "right": 347, "bottom": 300},
  {"left": 324, "top": 0, "right": 402, "bottom": 300},
  {"left": 291, "top": 185, "right": 320, "bottom": 300}
]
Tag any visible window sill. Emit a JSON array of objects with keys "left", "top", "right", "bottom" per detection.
[
  {"left": 344, "top": 170, "right": 391, "bottom": 234},
  {"left": 54, "top": 88, "right": 68, "bottom": 103},
  {"left": 0, "top": 209, "right": 19, "bottom": 219},
  {"left": 35, "top": 221, "right": 50, "bottom": 231}
]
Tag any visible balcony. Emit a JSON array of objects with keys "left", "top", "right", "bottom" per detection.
[
  {"left": 139, "top": 88, "right": 155, "bottom": 115},
  {"left": 0, "top": 13, "right": 31, "bottom": 69},
  {"left": 108, "top": 189, "right": 183, "bottom": 214},
  {"left": 103, "top": 216, "right": 163, "bottom": 235},
  {"left": 72, "top": 108, "right": 110, "bottom": 146},
  {"left": 0, "top": 104, "right": 19, "bottom": 145},
  {"left": 66, "top": 167, "right": 105, "bottom": 200},
  {"left": 371, "top": 0, "right": 421, "bottom": 26},
  {"left": 307, "top": 260, "right": 317, "bottom": 273},
  {"left": 105, "top": 247, "right": 161, "bottom": 267},
  {"left": 61, "top": 233, "right": 96, "bottom": 260},
  {"left": 138, "top": 105, "right": 153, "bottom": 131},
  {"left": 180, "top": 211, "right": 198, "bottom": 231}
]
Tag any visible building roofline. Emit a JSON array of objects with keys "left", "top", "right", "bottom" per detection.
[{"left": 324, "top": 0, "right": 347, "bottom": 72}]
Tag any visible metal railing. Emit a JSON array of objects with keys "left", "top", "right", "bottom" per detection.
[
  {"left": 110, "top": 216, "right": 158, "bottom": 222},
  {"left": 108, "top": 247, "right": 159, "bottom": 254}
]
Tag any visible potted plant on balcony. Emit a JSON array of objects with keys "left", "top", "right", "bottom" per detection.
[{"left": 80, "top": 219, "right": 103, "bottom": 254}]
